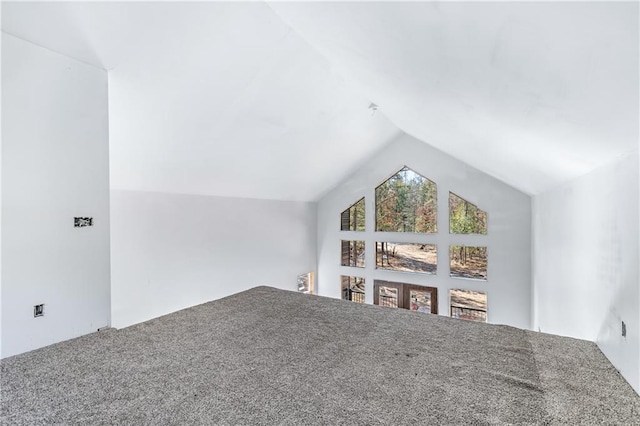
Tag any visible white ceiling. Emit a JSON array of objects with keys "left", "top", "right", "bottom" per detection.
[{"left": 2, "top": 1, "right": 638, "bottom": 199}]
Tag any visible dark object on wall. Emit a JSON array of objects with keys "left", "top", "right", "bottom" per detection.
[
  {"left": 74, "top": 217, "right": 93, "bottom": 227},
  {"left": 33, "top": 304, "right": 44, "bottom": 317}
]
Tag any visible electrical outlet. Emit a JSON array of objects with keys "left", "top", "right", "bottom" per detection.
[
  {"left": 34, "top": 304, "right": 44, "bottom": 317},
  {"left": 622, "top": 321, "right": 626, "bottom": 337}
]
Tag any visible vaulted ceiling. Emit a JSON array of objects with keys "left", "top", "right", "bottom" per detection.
[{"left": 2, "top": 1, "right": 638, "bottom": 200}]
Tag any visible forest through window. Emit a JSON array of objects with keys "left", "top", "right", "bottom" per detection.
[
  {"left": 341, "top": 240, "right": 365, "bottom": 268},
  {"left": 375, "top": 242, "right": 437, "bottom": 274},
  {"left": 337, "top": 166, "right": 493, "bottom": 310},
  {"left": 341, "top": 198, "right": 365, "bottom": 231},
  {"left": 449, "top": 192, "right": 487, "bottom": 234},
  {"left": 375, "top": 167, "right": 437, "bottom": 233},
  {"left": 450, "top": 245, "right": 487, "bottom": 280}
]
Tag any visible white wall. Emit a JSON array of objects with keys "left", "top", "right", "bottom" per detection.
[
  {"left": 110, "top": 190, "right": 317, "bottom": 329},
  {"left": 317, "top": 133, "right": 532, "bottom": 329},
  {"left": 533, "top": 152, "right": 639, "bottom": 394},
  {"left": 1, "top": 34, "right": 111, "bottom": 358}
]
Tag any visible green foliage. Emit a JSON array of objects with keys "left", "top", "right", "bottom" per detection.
[
  {"left": 449, "top": 192, "right": 487, "bottom": 234},
  {"left": 375, "top": 167, "right": 437, "bottom": 233}
]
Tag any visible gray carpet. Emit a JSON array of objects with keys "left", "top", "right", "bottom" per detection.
[{"left": 2, "top": 286, "right": 639, "bottom": 425}]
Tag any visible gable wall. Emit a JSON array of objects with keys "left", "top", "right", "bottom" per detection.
[{"left": 316, "top": 133, "right": 532, "bottom": 328}]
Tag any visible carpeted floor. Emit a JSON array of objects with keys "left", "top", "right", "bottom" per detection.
[{"left": 2, "top": 286, "right": 639, "bottom": 425}]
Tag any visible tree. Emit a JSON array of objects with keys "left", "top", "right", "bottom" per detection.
[
  {"left": 449, "top": 192, "right": 487, "bottom": 234},
  {"left": 375, "top": 167, "right": 437, "bottom": 233}
]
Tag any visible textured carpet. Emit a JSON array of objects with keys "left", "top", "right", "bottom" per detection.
[{"left": 2, "top": 286, "right": 639, "bottom": 425}]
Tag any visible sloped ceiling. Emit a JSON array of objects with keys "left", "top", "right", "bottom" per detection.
[
  {"left": 2, "top": 1, "right": 638, "bottom": 199},
  {"left": 1, "top": 1, "right": 400, "bottom": 201},
  {"left": 268, "top": 1, "right": 639, "bottom": 194}
]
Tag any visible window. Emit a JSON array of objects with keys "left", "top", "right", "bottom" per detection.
[
  {"left": 409, "top": 287, "right": 433, "bottom": 313},
  {"left": 341, "top": 240, "right": 365, "bottom": 268},
  {"left": 450, "top": 289, "right": 487, "bottom": 322},
  {"left": 341, "top": 198, "right": 365, "bottom": 231},
  {"left": 375, "top": 166, "right": 437, "bottom": 233},
  {"left": 449, "top": 192, "right": 487, "bottom": 234},
  {"left": 449, "top": 245, "right": 487, "bottom": 280},
  {"left": 373, "top": 280, "right": 438, "bottom": 314},
  {"left": 341, "top": 276, "right": 365, "bottom": 303},
  {"left": 376, "top": 282, "right": 399, "bottom": 308},
  {"left": 375, "top": 242, "right": 437, "bottom": 274},
  {"left": 297, "top": 272, "right": 315, "bottom": 294}
]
